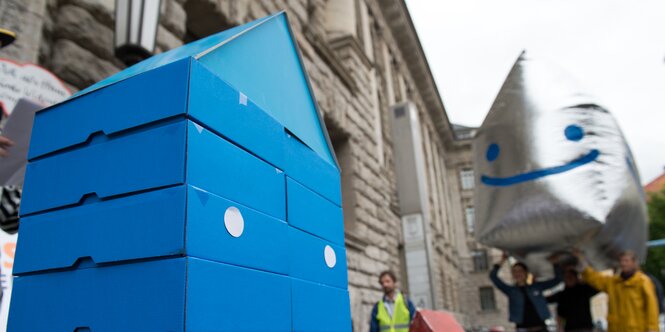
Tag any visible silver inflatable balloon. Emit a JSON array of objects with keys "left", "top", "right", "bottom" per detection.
[{"left": 474, "top": 52, "right": 647, "bottom": 274}]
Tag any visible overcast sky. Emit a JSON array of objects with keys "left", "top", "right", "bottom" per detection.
[{"left": 406, "top": 0, "right": 665, "bottom": 184}]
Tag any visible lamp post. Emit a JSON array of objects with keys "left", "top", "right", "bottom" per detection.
[
  {"left": 0, "top": 28, "right": 16, "bottom": 49},
  {"left": 114, "top": 0, "right": 161, "bottom": 66}
]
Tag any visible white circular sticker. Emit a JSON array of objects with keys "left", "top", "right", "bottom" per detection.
[
  {"left": 224, "top": 206, "right": 244, "bottom": 238},
  {"left": 324, "top": 245, "right": 336, "bottom": 268}
]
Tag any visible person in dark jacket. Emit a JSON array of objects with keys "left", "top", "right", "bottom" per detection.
[
  {"left": 547, "top": 268, "right": 598, "bottom": 332},
  {"left": 490, "top": 253, "right": 563, "bottom": 332}
]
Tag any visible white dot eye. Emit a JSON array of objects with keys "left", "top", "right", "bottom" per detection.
[
  {"left": 324, "top": 245, "right": 336, "bottom": 268},
  {"left": 224, "top": 206, "right": 244, "bottom": 238}
]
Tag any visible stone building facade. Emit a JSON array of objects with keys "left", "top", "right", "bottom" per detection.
[
  {"left": 451, "top": 125, "right": 511, "bottom": 329},
  {"left": 1, "top": 0, "right": 487, "bottom": 329}
]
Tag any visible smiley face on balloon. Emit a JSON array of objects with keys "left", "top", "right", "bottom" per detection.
[{"left": 480, "top": 124, "right": 599, "bottom": 187}]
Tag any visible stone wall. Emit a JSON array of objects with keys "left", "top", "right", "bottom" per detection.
[
  {"left": 0, "top": 0, "right": 474, "bottom": 330},
  {"left": 0, "top": 0, "right": 49, "bottom": 64}
]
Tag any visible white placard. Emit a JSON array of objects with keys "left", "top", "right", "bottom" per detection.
[{"left": 0, "top": 58, "right": 71, "bottom": 116}]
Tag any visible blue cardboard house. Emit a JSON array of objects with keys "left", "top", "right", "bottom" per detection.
[{"left": 9, "top": 12, "right": 351, "bottom": 332}]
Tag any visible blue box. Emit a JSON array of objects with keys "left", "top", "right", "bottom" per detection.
[
  {"left": 288, "top": 226, "right": 348, "bottom": 289},
  {"left": 291, "top": 278, "right": 352, "bottom": 332},
  {"left": 287, "top": 177, "right": 344, "bottom": 245},
  {"left": 283, "top": 132, "right": 341, "bottom": 206},
  {"left": 27, "top": 59, "right": 281, "bottom": 165},
  {"left": 10, "top": 12, "right": 350, "bottom": 332},
  {"left": 8, "top": 257, "right": 292, "bottom": 332},
  {"left": 14, "top": 185, "right": 288, "bottom": 275},
  {"left": 27, "top": 59, "right": 341, "bottom": 205},
  {"left": 21, "top": 120, "right": 286, "bottom": 219}
]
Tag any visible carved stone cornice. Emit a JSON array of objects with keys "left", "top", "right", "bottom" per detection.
[
  {"left": 327, "top": 34, "right": 373, "bottom": 70},
  {"left": 303, "top": 29, "right": 358, "bottom": 93}
]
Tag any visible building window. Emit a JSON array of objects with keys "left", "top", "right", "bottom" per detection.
[
  {"left": 455, "top": 130, "right": 474, "bottom": 140},
  {"left": 472, "top": 250, "right": 488, "bottom": 272},
  {"left": 460, "top": 169, "right": 474, "bottom": 190},
  {"left": 465, "top": 206, "right": 475, "bottom": 234},
  {"left": 479, "top": 287, "right": 496, "bottom": 311}
]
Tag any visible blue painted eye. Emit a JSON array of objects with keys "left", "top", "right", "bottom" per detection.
[
  {"left": 565, "top": 125, "right": 584, "bottom": 141},
  {"left": 486, "top": 143, "right": 500, "bottom": 162}
]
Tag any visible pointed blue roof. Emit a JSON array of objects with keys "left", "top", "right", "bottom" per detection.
[{"left": 78, "top": 12, "right": 336, "bottom": 168}]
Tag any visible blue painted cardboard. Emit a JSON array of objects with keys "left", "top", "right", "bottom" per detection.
[
  {"left": 192, "top": 13, "right": 336, "bottom": 168},
  {"left": 185, "top": 121, "right": 285, "bottom": 220},
  {"left": 186, "top": 185, "right": 288, "bottom": 275},
  {"left": 21, "top": 120, "right": 286, "bottom": 220},
  {"left": 27, "top": 58, "right": 191, "bottom": 160},
  {"left": 11, "top": 12, "right": 350, "bottom": 331},
  {"left": 291, "top": 278, "right": 352, "bottom": 332},
  {"left": 28, "top": 59, "right": 284, "bottom": 167},
  {"left": 39, "top": 12, "right": 338, "bottom": 170},
  {"left": 14, "top": 185, "right": 288, "bottom": 275},
  {"left": 186, "top": 257, "right": 291, "bottom": 332},
  {"left": 187, "top": 60, "right": 286, "bottom": 170},
  {"left": 14, "top": 185, "right": 186, "bottom": 274},
  {"left": 23, "top": 120, "right": 187, "bottom": 214},
  {"left": 27, "top": 58, "right": 341, "bottom": 205},
  {"left": 288, "top": 226, "right": 348, "bottom": 289},
  {"left": 191, "top": 61, "right": 341, "bottom": 207},
  {"left": 284, "top": 130, "right": 342, "bottom": 205},
  {"left": 287, "top": 177, "right": 344, "bottom": 245},
  {"left": 8, "top": 257, "right": 292, "bottom": 332},
  {"left": 9, "top": 257, "right": 187, "bottom": 332}
]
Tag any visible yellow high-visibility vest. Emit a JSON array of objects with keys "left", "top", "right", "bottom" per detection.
[{"left": 376, "top": 293, "right": 411, "bottom": 332}]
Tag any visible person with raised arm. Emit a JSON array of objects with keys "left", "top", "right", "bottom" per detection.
[
  {"left": 490, "top": 253, "right": 563, "bottom": 332},
  {"left": 574, "top": 249, "right": 658, "bottom": 332}
]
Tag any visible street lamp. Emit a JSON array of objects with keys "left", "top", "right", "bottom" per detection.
[
  {"left": 0, "top": 28, "right": 16, "bottom": 49},
  {"left": 114, "top": 0, "right": 161, "bottom": 66}
]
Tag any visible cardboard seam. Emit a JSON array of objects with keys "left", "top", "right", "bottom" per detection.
[{"left": 28, "top": 114, "right": 187, "bottom": 163}]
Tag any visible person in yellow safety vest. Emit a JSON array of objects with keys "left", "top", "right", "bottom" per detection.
[
  {"left": 574, "top": 249, "right": 659, "bottom": 332},
  {"left": 369, "top": 270, "right": 416, "bottom": 332}
]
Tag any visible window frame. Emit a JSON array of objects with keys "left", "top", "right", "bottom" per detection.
[
  {"left": 465, "top": 206, "right": 475, "bottom": 234},
  {"left": 479, "top": 286, "right": 496, "bottom": 311},
  {"left": 460, "top": 168, "right": 475, "bottom": 190},
  {"left": 471, "top": 249, "right": 489, "bottom": 272}
]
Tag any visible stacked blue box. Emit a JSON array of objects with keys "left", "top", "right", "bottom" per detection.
[
  {"left": 15, "top": 184, "right": 289, "bottom": 275},
  {"left": 10, "top": 11, "right": 351, "bottom": 332},
  {"left": 285, "top": 177, "right": 350, "bottom": 331},
  {"left": 9, "top": 257, "right": 293, "bottom": 331}
]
